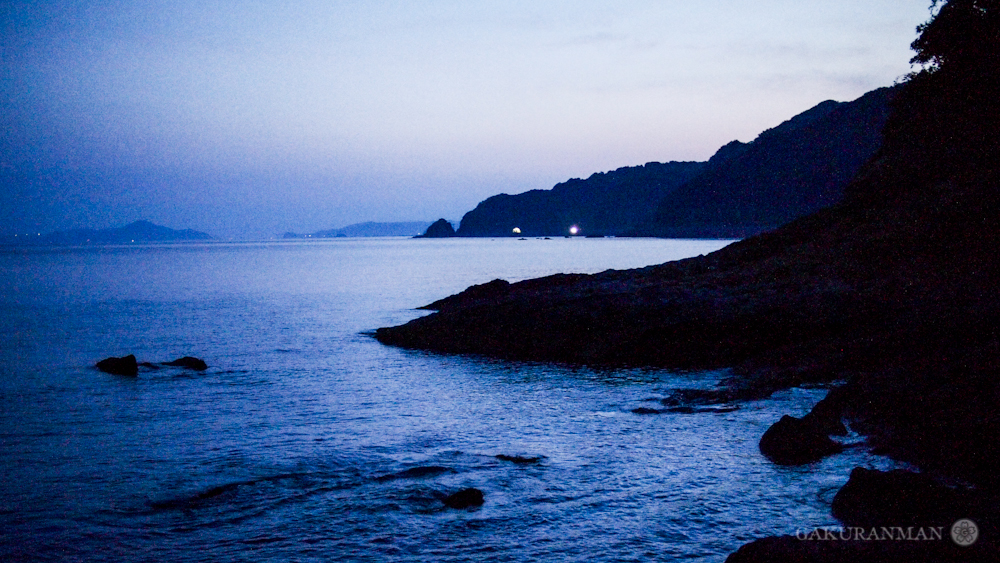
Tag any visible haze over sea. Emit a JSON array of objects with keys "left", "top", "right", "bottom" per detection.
[{"left": 1, "top": 238, "right": 904, "bottom": 561}]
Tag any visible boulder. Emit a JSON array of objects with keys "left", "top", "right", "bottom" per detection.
[
  {"left": 442, "top": 487, "right": 484, "bottom": 509},
  {"left": 759, "top": 414, "right": 843, "bottom": 465},
  {"left": 727, "top": 468, "right": 996, "bottom": 562},
  {"left": 831, "top": 467, "right": 972, "bottom": 528},
  {"left": 161, "top": 356, "right": 208, "bottom": 371},
  {"left": 96, "top": 354, "right": 138, "bottom": 376},
  {"left": 376, "top": 466, "right": 452, "bottom": 482}
]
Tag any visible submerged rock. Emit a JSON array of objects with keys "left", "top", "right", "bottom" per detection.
[
  {"left": 96, "top": 355, "right": 138, "bottom": 376},
  {"left": 376, "top": 466, "right": 453, "bottom": 482},
  {"left": 161, "top": 356, "right": 208, "bottom": 371},
  {"left": 759, "top": 414, "right": 843, "bottom": 465},
  {"left": 442, "top": 487, "right": 484, "bottom": 509},
  {"left": 495, "top": 454, "right": 543, "bottom": 464}
]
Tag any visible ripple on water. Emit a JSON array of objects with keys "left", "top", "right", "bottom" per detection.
[{"left": 1, "top": 240, "right": 914, "bottom": 562}]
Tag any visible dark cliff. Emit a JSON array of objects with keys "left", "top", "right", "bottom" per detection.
[
  {"left": 636, "top": 86, "right": 896, "bottom": 238},
  {"left": 454, "top": 87, "right": 893, "bottom": 239}
]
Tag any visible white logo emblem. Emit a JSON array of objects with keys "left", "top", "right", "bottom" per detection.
[{"left": 951, "top": 519, "right": 979, "bottom": 547}]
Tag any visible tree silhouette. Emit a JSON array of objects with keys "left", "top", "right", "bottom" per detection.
[
  {"left": 865, "top": 0, "right": 1000, "bottom": 191},
  {"left": 911, "top": 0, "right": 1000, "bottom": 72}
]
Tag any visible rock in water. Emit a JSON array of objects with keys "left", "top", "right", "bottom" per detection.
[
  {"left": 442, "top": 488, "right": 484, "bottom": 509},
  {"left": 161, "top": 356, "right": 208, "bottom": 371},
  {"left": 96, "top": 355, "right": 138, "bottom": 376},
  {"left": 759, "top": 414, "right": 843, "bottom": 465},
  {"left": 496, "top": 454, "right": 542, "bottom": 464},
  {"left": 417, "top": 218, "right": 456, "bottom": 238}
]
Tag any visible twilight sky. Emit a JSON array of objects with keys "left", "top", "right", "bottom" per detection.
[{"left": 2, "top": 1, "right": 932, "bottom": 239}]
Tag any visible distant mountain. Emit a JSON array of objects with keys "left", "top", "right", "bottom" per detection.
[
  {"left": 4, "top": 220, "right": 212, "bottom": 246},
  {"left": 454, "top": 86, "right": 894, "bottom": 239},
  {"left": 284, "top": 221, "right": 434, "bottom": 238},
  {"left": 455, "top": 162, "right": 705, "bottom": 237},
  {"left": 635, "top": 86, "right": 896, "bottom": 238}
]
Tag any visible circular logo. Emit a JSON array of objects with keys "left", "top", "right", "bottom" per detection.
[{"left": 951, "top": 519, "right": 979, "bottom": 547}]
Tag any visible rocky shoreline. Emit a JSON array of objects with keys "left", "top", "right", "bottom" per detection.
[{"left": 377, "top": 2, "right": 1000, "bottom": 560}]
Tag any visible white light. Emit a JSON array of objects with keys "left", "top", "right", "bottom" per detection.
[
  {"left": 569, "top": 225, "right": 579, "bottom": 235},
  {"left": 512, "top": 227, "right": 521, "bottom": 234}
]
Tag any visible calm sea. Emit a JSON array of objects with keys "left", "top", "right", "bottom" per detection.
[{"left": 0, "top": 237, "right": 903, "bottom": 562}]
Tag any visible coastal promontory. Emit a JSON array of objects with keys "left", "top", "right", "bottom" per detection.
[
  {"left": 378, "top": 1, "right": 1000, "bottom": 559},
  {"left": 452, "top": 86, "right": 893, "bottom": 239}
]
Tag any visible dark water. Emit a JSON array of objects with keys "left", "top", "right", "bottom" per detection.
[{"left": 0, "top": 238, "right": 905, "bottom": 562}]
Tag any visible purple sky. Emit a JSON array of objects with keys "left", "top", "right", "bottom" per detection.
[{"left": 2, "top": 1, "right": 932, "bottom": 239}]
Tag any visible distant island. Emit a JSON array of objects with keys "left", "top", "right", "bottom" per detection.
[
  {"left": 415, "top": 219, "right": 457, "bottom": 238},
  {"left": 454, "top": 86, "right": 894, "bottom": 239},
  {"left": 283, "top": 221, "right": 434, "bottom": 238},
  {"left": 3, "top": 220, "right": 212, "bottom": 246}
]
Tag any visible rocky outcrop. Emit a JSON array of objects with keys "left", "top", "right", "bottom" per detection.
[
  {"left": 758, "top": 415, "right": 843, "bottom": 465},
  {"left": 726, "top": 467, "right": 997, "bottom": 563},
  {"left": 831, "top": 468, "right": 978, "bottom": 529},
  {"left": 96, "top": 355, "right": 138, "bottom": 376},
  {"left": 378, "top": 3, "right": 1000, "bottom": 560},
  {"left": 377, "top": 53, "right": 1000, "bottom": 490},
  {"left": 417, "top": 219, "right": 456, "bottom": 238},
  {"left": 759, "top": 385, "right": 849, "bottom": 464},
  {"left": 96, "top": 355, "right": 208, "bottom": 375}
]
